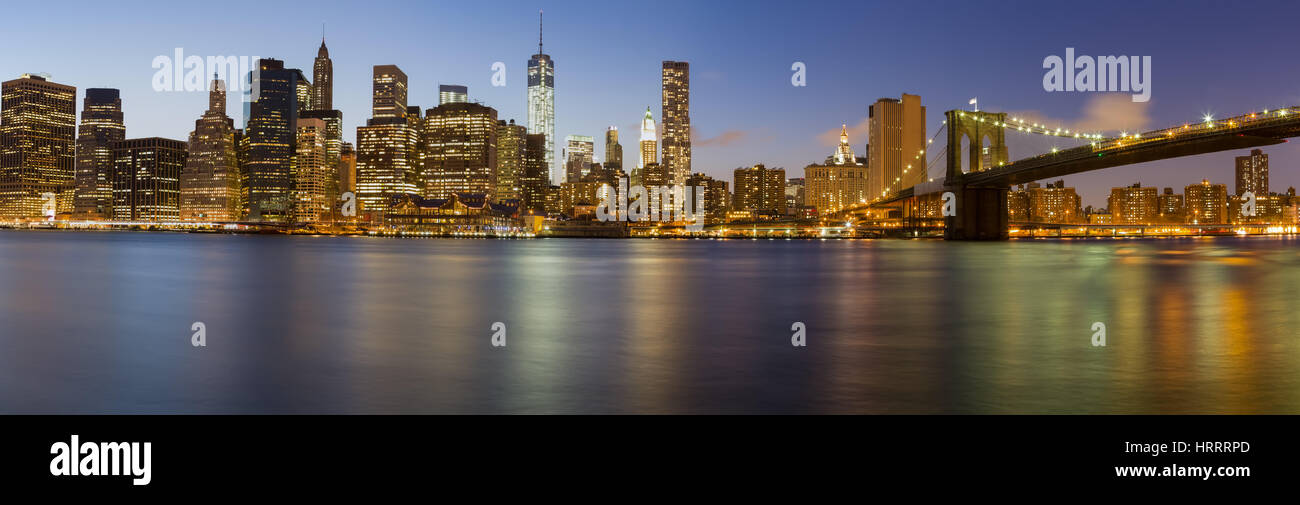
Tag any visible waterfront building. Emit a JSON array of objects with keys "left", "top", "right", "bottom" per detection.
[
  {"left": 1108, "top": 183, "right": 1158, "bottom": 225},
  {"left": 73, "top": 88, "right": 125, "bottom": 219},
  {"left": 1185, "top": 179, "right": 1228, "bottom": 224},
  {"left": 111, "top": 138, "right": 187, "bottom": 221},
  {"left": 356, "top": 65, "right": 419, "bottom": 218},
  {"left": 0, "top": 74, "right": 77, "bottom": 219},
  {"left": 804, "top": 125, "right": 867, "bottom": 214},
  {"left": 733, "top": 163, "right": 786, "bottom": 216},
  {"left": 181, "top": 77, "right": 242, "bottom": 221},
  {"left": 1026, "top": 180, "right": 1081, "bottom": 224},
  {"left": 293, "top": 117, "right": 330, "bottom": 222},
  {"left": 244, "top": 59, "right": 303, "bottom": 222},
  {"left": 422, "top": 102, "right": 499, "bottom": 199}
]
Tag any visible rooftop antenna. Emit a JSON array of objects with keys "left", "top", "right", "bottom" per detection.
[{"left": 538, "top": 10, "right": 543, "bottom": 55}]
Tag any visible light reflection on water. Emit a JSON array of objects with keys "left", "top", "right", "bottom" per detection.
[{"left": 1, "top": 231, "right": 1299, "bottom": 413}]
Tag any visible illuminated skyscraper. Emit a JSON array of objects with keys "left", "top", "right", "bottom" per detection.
[
  {"left": 661, "top": 61, "right": 690, "bottom": 185},
  {"left": 112, "top": 138, "right": 186, "bottom": 222},
  {"left": 372, "top": 65, "right": 409, "bottom": 120},
  {"left": 604, "top": 127, "right": 622, "bottom": 172},
  {"left": 639, "top": 107, "right": 657, "bottom": 169},
  {"left": 313, "top": 39, "right": 333, "bottom": 110},
  {"left": 0, "top": 74, "right": 77, "bottom": 219},
  {"left": 496, "top": 119, "right": 526, "bottom": 202},
  {"left": 527, "top": 10, "right": 556, "bottom": 184},
  {"left": 868, "top": 94, "right": 926, "bottom": 198},
  {"left": 422, "top": 102, "right": 498, "bottom": 199},
  {"left": 245, "top": 59, "right": 302, "bottom": 222},
  {"left": 74, "top": 88, "right": 125, "bottom": 219},
  {"left": 439, "top": 85, "right": 468, "bottom": 105},
  {"left": 356, "top": 65, "right": 418, "bottom": 218},
  {"left": 1234, "top": 148, "right": 1268, "bottom": 196},
  {"left": 293, "top": 117, "right": 330, "bottom": 222},
  {"left": 564, "top": 135, "right": 593, "bottom": 183},
  {"left": 181, "top": 77, "right": 241, "bottom": 221}
]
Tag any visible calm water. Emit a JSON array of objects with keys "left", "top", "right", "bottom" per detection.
[{"left": 2, "top": 230, "right": 1300, "bottom": 414}]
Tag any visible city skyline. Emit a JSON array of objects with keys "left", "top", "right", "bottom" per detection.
[{"left": 9, "top": 1, "right": 1300, "bottom": 208}]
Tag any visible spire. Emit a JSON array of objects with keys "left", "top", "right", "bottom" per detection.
[
  {"left": 538, "top": 10, "right": 544, "bottom": 55},
  {"left": 840, "top": 124, "right": 849, "bottom": 144}
]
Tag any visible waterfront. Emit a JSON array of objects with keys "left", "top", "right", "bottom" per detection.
[{"left": 2, "top": 230, "right": 1299, "bottom": 413}]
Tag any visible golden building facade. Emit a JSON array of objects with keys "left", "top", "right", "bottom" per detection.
[
  {"left": 868, "top": 94, "right": 925, "bottom": 199},
  {"left": 0, "top": 74, "right": 77, "bottom": 219}
]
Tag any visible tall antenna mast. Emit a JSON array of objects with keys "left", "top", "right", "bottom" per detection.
[{"left": 538, "top": 10, "right": 544, "bottom": 55}]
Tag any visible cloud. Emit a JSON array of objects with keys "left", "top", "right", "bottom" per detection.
[
  {"left": 694, "top": 129, "right": 748, "bottom": 147},
  {"left": 1009, "top": 93, "right": 1152, "bottom": 135},
  {"left": 818, "top": 118, "right": 868, "bottom": 146}
]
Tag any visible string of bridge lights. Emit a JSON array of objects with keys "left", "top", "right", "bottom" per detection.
[{"left": 868, "top": 105, "right": 1300, "bottom": 203}]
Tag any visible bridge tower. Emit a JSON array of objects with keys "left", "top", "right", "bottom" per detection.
[{"left": 944, "top": 110, "right": 1010, "bottom": 240}]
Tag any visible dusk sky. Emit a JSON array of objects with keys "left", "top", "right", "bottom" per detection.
[{"left": 6, "top": 0, "right": 1300, "bottom": 205}]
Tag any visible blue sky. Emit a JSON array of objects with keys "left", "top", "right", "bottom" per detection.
[{"left": 5, "top": 0, "right": 1300, "bottom": 205}]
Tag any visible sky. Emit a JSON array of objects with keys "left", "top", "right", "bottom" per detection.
[{"left": 5, "top": 0, "right": 1300, "bottom": 206}]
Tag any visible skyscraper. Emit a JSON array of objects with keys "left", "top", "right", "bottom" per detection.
[
  {"left": 639, "top": 107, "right": 657, "bottom": 169},
  {"left": 661, "top": 61, "right": 690, "bottom": 185},
  {"left": 422, "top": 102, "right": 498, "bottom": 199},
  {"left": 356, "top": 65, "right": 419, "bottom": 217},
  {"left": 372, "top": 65, "right": 409, "bottom": 120},
  {"left": 868, "top": 94, "right": 926, "bottom": 199},
  {"left": 293, "top": 117, "right": 330, "bottom": 222},
  {"left": 181, "top": 77, "right": 241, "bottom": 221},
  {"left": 496, "top": 119, "right": 526, "bottom": 202},
  {"left": 439, "top": 85, "right": 468, "bottom": 105},
  {"left": 1234, "top": 148, "right": 1268, "bottom": 196},
  {"left": 521, "top": 133, "right": 548, "bottom": 213},
  {"left": 604, "top": 127, "right": 622, "bottom": 172},
  {"left": 564, "top": 135, "right": 593, "bottom": 183},
  {"left": 313, "top": 39, "right": 333, "bottom": 110},
  {"left": 74, "top": 88, "right": 125, "bottom": 219},
  {"left": 244, "top": 59, "right": 301, "bottom": 222},
  {"left": 0, "top": 74, "right": 77, "bottom": 219},
  {"left": 527, "top": 10, "right": 556, "bottom": 184},
  {"left": 112, "top": 138, "right": 187, "bottom": 221}
]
